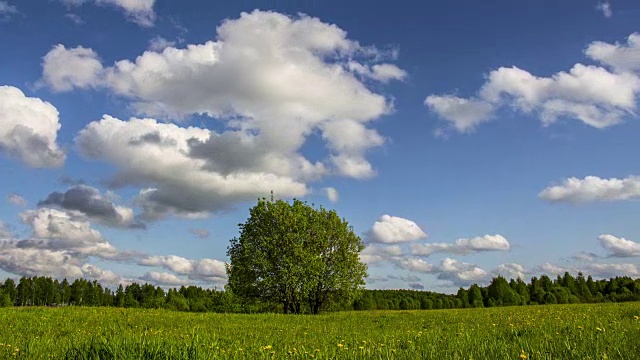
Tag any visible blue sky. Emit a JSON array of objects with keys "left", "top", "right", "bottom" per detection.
[{"left": 1, "top": 0, "right": 640, "bottom": 292}]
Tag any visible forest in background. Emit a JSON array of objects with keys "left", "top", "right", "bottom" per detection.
[{"left": 1, "top": 272, "right": 639, "bottom": 313}]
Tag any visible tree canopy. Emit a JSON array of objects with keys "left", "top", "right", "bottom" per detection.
[{"left": 226, "top": 196, "right": 368, "bottom": 314}]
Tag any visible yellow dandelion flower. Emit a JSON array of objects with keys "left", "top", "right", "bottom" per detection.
[
  {"left": 337, "top": 343, "right": 344, "bottom": 348},
  {"left": 519, "top": 350, "right": 528, "bottom": 359}
]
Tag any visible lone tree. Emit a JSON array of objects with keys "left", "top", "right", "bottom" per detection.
[{"left": 226, "top": 196, "right": 367, "bottom": 314}]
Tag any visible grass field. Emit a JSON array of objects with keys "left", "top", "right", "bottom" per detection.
[{"left": 0, "top": 303, "right": 639, "bottom": 359}]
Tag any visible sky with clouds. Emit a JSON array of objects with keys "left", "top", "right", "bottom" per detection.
[{"left": 1, "top": 0, "right": 639, "bottom": 292}]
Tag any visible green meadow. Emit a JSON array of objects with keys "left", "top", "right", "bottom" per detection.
[{"left": 1, "top": 302, "right": 639, "bottom": 359}]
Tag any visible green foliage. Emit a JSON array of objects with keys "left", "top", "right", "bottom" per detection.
[
  {"left": 226, "top": 196, "right": 367, "bottom": 314},
  {"left": 0, "top": 290, "right": 12, "bottom": 307}
]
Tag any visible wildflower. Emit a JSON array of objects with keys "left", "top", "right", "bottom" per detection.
[
  {"left": 519, "top": 350, "right": 528, "bottom": 359},
  {"left": 634, "top": 316, "right": 639, "bottom": 320},
  {"left": 261, "top": 345, "right": 273, "bottom": 351},
  {"left": 337, "top": 343, "right": 344, "bottom": 348}
]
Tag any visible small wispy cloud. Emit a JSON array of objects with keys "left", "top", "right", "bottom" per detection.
[
  {"left": 148, "top": 36, "right": 175, "bottom": 52},
  {"left": 0, "top": 1, "right": 17, "bottom": 19},
  {"left": 189, "top": 228, "right": 210, "bottom": 239},
  {"left": 6, "top": 193, "right": 27, "bottom": 207},
  {"left": 596, "top": 1, "right": 612, "bottom": 18},
  {"left": 324, "top": 187, "right": 339, "bottom": 203}
]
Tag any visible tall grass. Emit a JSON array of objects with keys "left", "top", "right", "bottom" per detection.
[{"left": 0, "top": 302, "right": 639, "bottom": 359}]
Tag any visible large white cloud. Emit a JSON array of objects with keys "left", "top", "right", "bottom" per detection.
[
  {"left": 598, "top": 234, "right": 640, "bottom": 257},
  {"left": 51, "top": 11, "right": 404, "bottom": 217},
  {"left": 366, "top": 215, "right": 428, "bottom": 244},
  {"left": 539, "top": 175, "right": 640, "bottom": 203},
  {"left": 426, "top": 33, "right": 640, "bottom": 133},
  {"left": 410, "top": 234, "right": 510, "bottom": 256},
  {"left": 60, "top": 0, "right": 155, "bottom": 27},
  {"left": 0, "top": 86, "right": 65, "bottom": 167},
  {"left": 76, "top": 116, "right": 310, "bottom": 218}
]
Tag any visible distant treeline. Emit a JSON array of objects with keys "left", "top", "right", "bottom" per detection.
[{"left": 0, "top": 272, "right": 639, "bottom": 312}]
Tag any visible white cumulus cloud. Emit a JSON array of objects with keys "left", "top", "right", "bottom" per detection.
[
  {"left": 598, "top": 234, "right": 640, "bottom": 257},
  {"left": 366, "top": 214, "right": 428, "bottom": 244},
  {"left": 424, "top": 95, "right": 494, "bottom": 133},
  {"left": 397, "top": 257, "right": 490, "bottom": 286},
  {"left": 586, "top": 33, "right": 640, "bottom": 73},
  {"left": 539, "top": 175, "right": 640, "bottom": 203},
  {"left": 494, "top": 263, "right": 527, "bottom": 280},
  {"left": 39, "top": 45, "right": 104, "bottom": 92},
  {"left": 410, "top": 234, "right": 510, "bottom": 256},
  {"left": 60, "top": 0, "right": 155, "bottom": 27},
  {"left": 0, "top": 205, "right": 129, "bottom": 285},
  {"left": 426, "top": 33, "right": 640, "bottom": 133},
  {"left": 19, "top": 208, "right": 120, "bottom": 259},
  {"left": 360, "top": 244, "right": 403, "bottom": 265},
  {"left": 139, "top": 255, "right": 227, "bottom": 283},
  {"left": 0, "top": 85, "right": 65, "bottom": 167},
  {"left": 76, "top": 116, "right": 310, "bottom": 218},
  {"left": 46, "top": 11, "right": 405, "bottom": 217}
]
